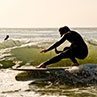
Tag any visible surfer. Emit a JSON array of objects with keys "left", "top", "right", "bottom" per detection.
[
  {"left": 4, "top": 35, "right": 9, "bottom": 40},
  {"left": 37, "top": 26, "right": 88, "bottom": 68}
]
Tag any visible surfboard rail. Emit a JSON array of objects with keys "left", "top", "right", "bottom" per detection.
[{"left": 12, "top": 67, "right": 66, "bottom": 71}]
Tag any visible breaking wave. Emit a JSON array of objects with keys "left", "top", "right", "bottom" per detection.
[
  {"left": 15, "top": 64, "right": 97, "bottom": 86},
  {"left": 0, "top": 38, "right": 97, "bottom": 69}
]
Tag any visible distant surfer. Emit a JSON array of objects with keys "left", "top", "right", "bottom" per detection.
[
  {"left": 37, "top": 26, "right": 88, "bottom": 68},
  {"left": 4, "top": 35, "right": 9, "bottom": 40}
]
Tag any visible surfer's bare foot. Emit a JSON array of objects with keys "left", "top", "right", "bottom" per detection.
[
  {"left": 72, "top": 63, "right": 79, "bottom": 66},
  {"left": 36, "top": 63, "right": 46, "bottom": 68}
]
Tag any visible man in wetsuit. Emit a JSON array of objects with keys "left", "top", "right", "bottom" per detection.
[{"left": 37, "top": 26, "right": 88, "bottom": 68}]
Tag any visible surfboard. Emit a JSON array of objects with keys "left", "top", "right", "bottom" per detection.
[
  {"left": 13, "top": 67, "right": 67, "bottom": 81},
  {"left": 12, "top": 67, "right": 66, "bottom": 72},
  {"left": 13, "top": 64, "right": 97, "bottom": 85}
]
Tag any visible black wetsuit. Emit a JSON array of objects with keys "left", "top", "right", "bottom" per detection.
[{"left": 43, "top": 31, "right": 88, "bottom": 66}]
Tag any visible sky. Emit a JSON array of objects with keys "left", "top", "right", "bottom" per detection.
[{"left": 0, "top": 0, "right": 97, "bottom": 28}]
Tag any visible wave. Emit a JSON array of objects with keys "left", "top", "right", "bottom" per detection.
[
  {"left": 0, "top": 39, "right": 28, "bottom": 49},
  {"left": 0, "top": 36, "right": 97, "bottom": 51},
  {"left": 15, "top": 64, "right": 97, "bottom": 86},
  {"left": 0, "top": 38, "right": 56, "bottom": 50},
  {"left": 0, "top": 38, "right": 97, "bottom": 69},
  {"left": 85, "top": 38, "right": 97, "bottom": 46}
]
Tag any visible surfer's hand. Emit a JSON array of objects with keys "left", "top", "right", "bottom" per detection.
[{"left": 40, "top": 49, "right": 47, "bottom": 53}]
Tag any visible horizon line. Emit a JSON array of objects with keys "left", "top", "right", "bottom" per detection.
[{"left": 0, "top": 26, "right": 97, "bottom": 29}]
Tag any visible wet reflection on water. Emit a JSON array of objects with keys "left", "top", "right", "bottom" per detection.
[{"left": 29, "top": 81, "right": 97, "bottom": 97}]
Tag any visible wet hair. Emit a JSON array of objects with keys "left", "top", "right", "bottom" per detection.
[{"left": 59, "top": 26, "right": 70, "bottom": 35}]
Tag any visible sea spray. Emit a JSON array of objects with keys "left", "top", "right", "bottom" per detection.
[{"left": 15, "top": 64, "right": 97, "bottom": 86}]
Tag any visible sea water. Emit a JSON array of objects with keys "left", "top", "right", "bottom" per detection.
[{"left": 0, "top": 27, "right": 97, "bottom": 97}]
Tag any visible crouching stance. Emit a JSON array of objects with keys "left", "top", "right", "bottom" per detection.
[{"left": 37, "top": 26, "right": 88, "bottom": 68}]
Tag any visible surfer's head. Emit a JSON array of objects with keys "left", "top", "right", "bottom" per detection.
[{"left": 59, "top": 26, "right": 70, "bottom": 37}]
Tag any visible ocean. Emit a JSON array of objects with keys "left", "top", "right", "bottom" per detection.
[{"left": 0, "top": 27, "right": 97, "bottom": 97}]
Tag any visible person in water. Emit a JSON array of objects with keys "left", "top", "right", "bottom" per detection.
[
  {"left": 4, "top": 35, "right": 9, "bottom": 40},
  {"left": 37, "top": 26, "right": 88, "bottom": 68}
]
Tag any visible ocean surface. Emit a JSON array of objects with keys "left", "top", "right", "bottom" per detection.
[{"left": 0, "top": 27, "right": 97, "bottom": 97}]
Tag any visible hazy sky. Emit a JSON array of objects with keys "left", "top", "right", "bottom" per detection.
[{"left": 0, "top": 0, "right": 97, "bottom": 28}]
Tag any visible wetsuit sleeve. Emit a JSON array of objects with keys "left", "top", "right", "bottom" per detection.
[
  {"left": 55, "top": 48, "right": 62, "bottom": 54},
  {"left": 46, "top": 34, "right": 67, "bottom": 51}
]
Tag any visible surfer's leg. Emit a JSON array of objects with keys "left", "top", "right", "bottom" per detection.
[
  {"left": 42, "top": 53, "right": 65, "bottom": 66},
  {"left": 39, "top": 49, "right": 77, "bottom": 68},
  {"left": 37, "top": 49, "right": 79, "bottom": 68},
  {"left": 37, "top": 52, "right": 66, "bottom": 68},
  {"left": 70, "top": 57, "right": 79, "bottom": 66},
  {"left": 43, "top": 50, "right": 79, "bottom": 66}
]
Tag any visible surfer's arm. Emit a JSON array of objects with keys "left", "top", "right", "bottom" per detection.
[
  {"left": 55, "top": 48, "right": 62, "bottom": 54},
  {"left": 46, "top": 34, "right": 67, "bottom": 52}
]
